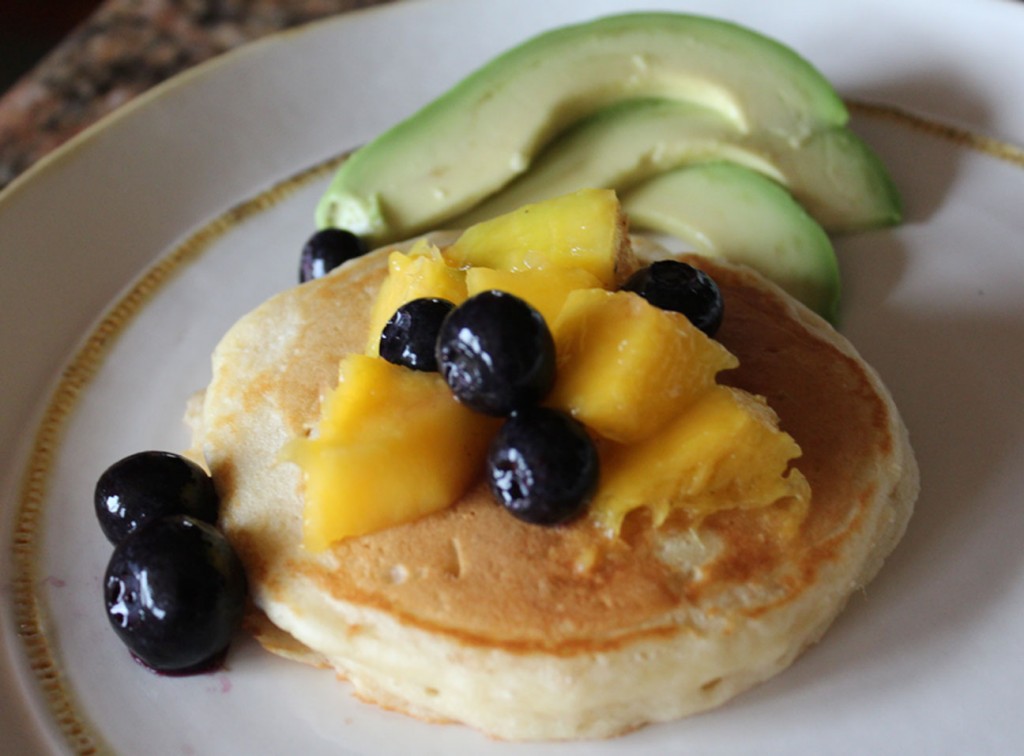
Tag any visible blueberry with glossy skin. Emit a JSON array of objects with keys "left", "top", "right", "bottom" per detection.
[
  {"left": 103, "top": 515, "right": 247, "bottom": 674},
  {"left": 299, "top": 228, "right": 368, "bottom": 283},
  {"left": 436, "top": 290, "right": 556, "bottom": 416},
  {"left": 379, "top": 298, "right": 456, "bottom": 372},
  {"left": 95, "top": 451, "right": 219, "bottom": 545},
  {"left": 622, "top": 260, "right": 724, "bottom": 337},
  {"left": 487, "top": 407, "right": 598, "bottom": 526}
]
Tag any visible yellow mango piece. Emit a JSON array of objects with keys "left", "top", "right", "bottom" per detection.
[
  {"left": 464, "top": 267, "right": 604, "bottom": 326},
  {"left": 366, "top": 246, "right": 467, "bottom": 355},
  {"left": 548, "top": 289, "right": 738, "bottom": 443},
  {"left": 286, "top": 355, "right": 497, "bottom": 551},
  {"left": 444, "top": 188, "right": 628, "bottom": 287},
  {"left": 590, "top": 385, "right": 811, "bottom": 536}
]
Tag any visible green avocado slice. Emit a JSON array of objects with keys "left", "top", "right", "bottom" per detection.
[
  {"left": 316, "top": 12, "right": 849, "bottom": 243},
  {"left": 622, "top": 162, "right": 841, "bottom": 322},
  {"left": 452, "top": 99, "right": 900, "bottom": 234}
]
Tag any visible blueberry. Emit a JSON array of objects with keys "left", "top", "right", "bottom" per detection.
[
  {"left": 622, "top": 260, "right": 724, "bottom": 337},
  {"left": 436, "top": 290, "right": 555, "bottom": 416},
  {"left": 103, "top": 515, "right": 247, "bottom": 674},
  {"left": 487, "top": 407, "right": 598, "bottom": 526},
  {"left": 379, "top": 298, "right": 456, "bottom": 372},
  {"left": 299, "top": 228, "right": 367, "bottom": 283},
  {"left": 95, "top": 451, "right": 219, "bottom": 545}
]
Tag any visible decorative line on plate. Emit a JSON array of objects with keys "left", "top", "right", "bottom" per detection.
[
  {"left": 9, "top": 154, "right": 344, "bottom": 755},
  {"left": 849, "top": 99, "right": 1024, "bottom": 167},
  {"left": 9, "top": 102, "right": 1024, "bottom": 754}
]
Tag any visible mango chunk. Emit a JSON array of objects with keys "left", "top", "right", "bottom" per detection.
[
  {"left": 366, "top": 244, "right": 467, "bottom": 355},
  {"left": 548, "top": 289, "right": 738, "bottom": 443},
  {"left": 287, "top": 354, "right": 497, "bottom": 550},
  {"left": 444, "top": 188, "right": 630, "bottom": 287},
  {"left": 590, "top": 385, "right": 811, "bottom": 536},
  {"left": 465, "top": 267, "right": 604, "bottom": 326}
]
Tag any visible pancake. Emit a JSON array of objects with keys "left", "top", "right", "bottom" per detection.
[{"left": 196, "top": 237, "right": 917, "bottom": 740}]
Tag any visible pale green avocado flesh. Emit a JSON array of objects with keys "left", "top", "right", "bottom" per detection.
[
  {"left": 452, "top": 99, "right": 900, "bottom": 234},
  {"left": 316, "top": 12, "right": 851, "bottom": 243},
  {"left": 621, "top": 163, "right": 841, "bottom": 322}
]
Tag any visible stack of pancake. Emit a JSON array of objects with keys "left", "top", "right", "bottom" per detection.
[{"left": 190, "top": 235, "right": 918, "bottom": 740}]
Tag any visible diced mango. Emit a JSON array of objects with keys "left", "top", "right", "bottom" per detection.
[
  {"left": 293, "top": 187, "right": 811, "bottom": 547},
  {"left": 286, "top": 354, "right": 497, "bottom": 550},
  {"left": 464, "top": 267, "right": 604, "bottom": 326},
  {"left": 590, "top": 385, "right": 811, "bottom": 536},
  {"left": 365, "top": 245, "right": 467, "bottom": 355},
  {"left": 444, "top": 188, "right": 629, "bottom": 287},
  {"left": 548, "top": 289, "right": 738, "bottom": 443}
]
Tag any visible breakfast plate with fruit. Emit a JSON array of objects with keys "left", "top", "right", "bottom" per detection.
[{"left": 1, "top": 0, "right": 1023, "bottom": 753}]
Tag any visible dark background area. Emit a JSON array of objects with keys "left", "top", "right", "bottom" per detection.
[{"left": 0, "top": 0, "right": 105, "bottom": 93}]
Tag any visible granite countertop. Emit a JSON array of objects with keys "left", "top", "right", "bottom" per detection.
[{"left": 0, "top": 0, "right": 402, "bottom": 192}]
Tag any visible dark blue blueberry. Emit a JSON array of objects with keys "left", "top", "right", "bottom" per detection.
[
  {"left": 487, "top": 407, "right": 598, "bottom": 526},
  {"left": 95, "top": 451, "right": 218, "bottom": 545},
  {"left": 299, "top": 228, "right": 367, "bottom": 283},
  {"left": 622, "top": 260, "right": 724, "bottom": 337},
  {"left": 436, "top": 290, "right": 555, "bottom": 416},
  {"left": 103, "top": 515, "right": 247, "bottom": 674},
  {"left": 379, "top": 298, "right": 456, "bottom": 372}
]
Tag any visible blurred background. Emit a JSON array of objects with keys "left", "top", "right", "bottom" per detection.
[
  {"left": 0, "top": 0, "right": 104, "bottom": 93},
  {"left": 0, "top": 0, "right": 388, "bottom": 189}
]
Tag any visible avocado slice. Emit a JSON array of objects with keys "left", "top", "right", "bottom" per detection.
[
  {"left": 316, "top": 12, "right": 849, "bottom": 243},
  {"left": 622, "top": 162, "right": 841, "bottom": 321},
  {"left": 453, "top": 99, "right": 900, "bottom": 234}
]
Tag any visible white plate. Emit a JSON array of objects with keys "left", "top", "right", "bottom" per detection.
[{"left": 2, "top": 0, "right": 1024, "bottom": 753}]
